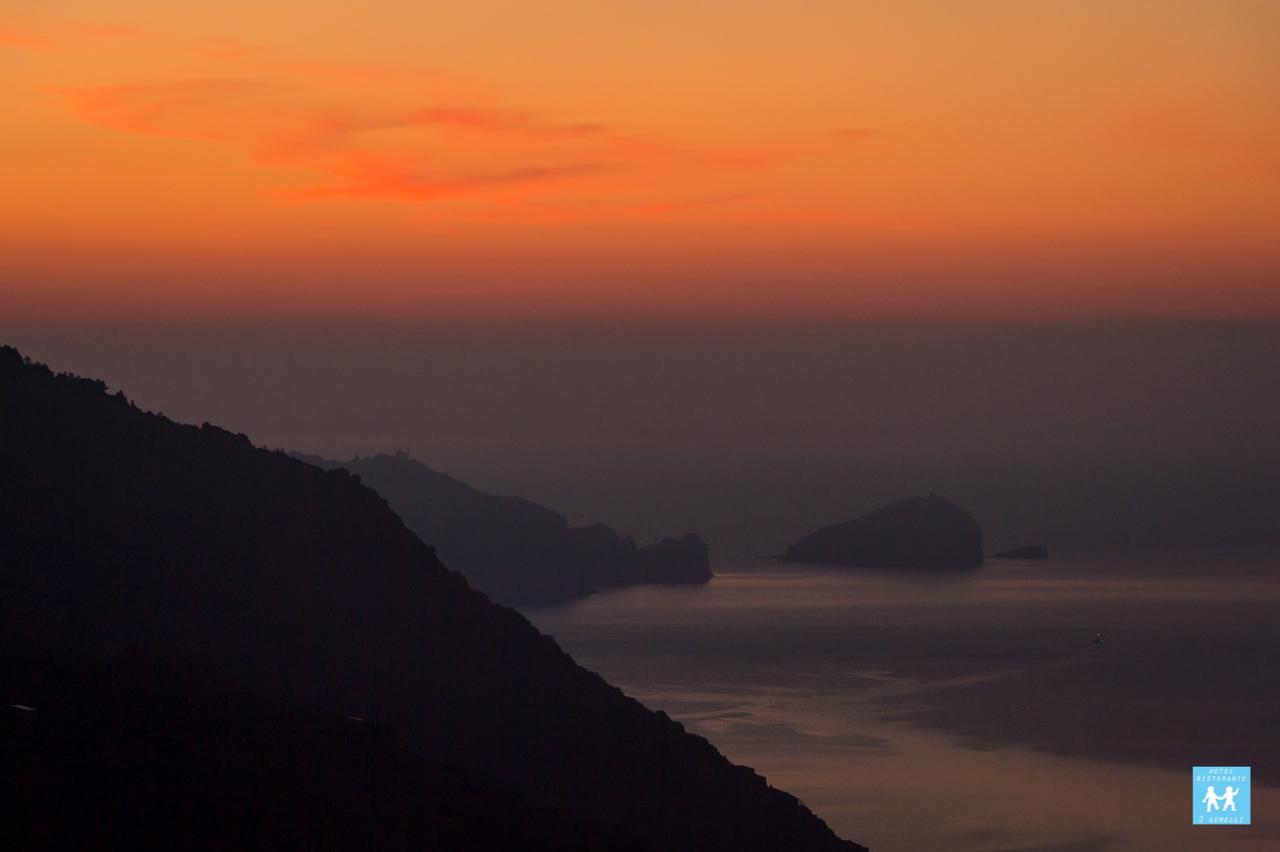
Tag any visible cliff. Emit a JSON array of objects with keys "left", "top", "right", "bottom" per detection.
[
  {"left": 784, "top": 494, "right": 983, "bottom": 569},
  {"left": 0, "top": 345, "right": 861, "bottom": 852},
  {"left": 292, "top": 451, "right": 712, "bottom": 605},
  {"left": 638, "top": 533, "right": 711, "bottom": 584}
]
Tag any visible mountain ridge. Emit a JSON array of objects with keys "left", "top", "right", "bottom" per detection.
[
  {"left": 0, "top": 344, "right": 862, "bottom": 852},
  {"left": 2, "top": 636, "right": 648, "bottom": 851}
]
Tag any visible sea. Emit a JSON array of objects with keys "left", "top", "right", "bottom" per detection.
[{"left": 528, "top": 553, "right": 1280, "bottom": 851}]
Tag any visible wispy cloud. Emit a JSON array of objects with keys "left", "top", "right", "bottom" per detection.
[
  {"left": 0, "top": 26, "right": 53, "bottom": 49},
  {"left": 59, "top": 79, "right": 263, "bottom": 139},
  {"left": 291, "top": 155, "right": 609, "bottom": 203},
  {"left": 31, "top": 23, "right": 810, "bottom": 224}
]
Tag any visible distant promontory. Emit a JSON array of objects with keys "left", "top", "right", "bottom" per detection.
[
  {"left": 292, "top": 451, "right": 712, "bottom": 605},
  {"left": 783, "top": 494, "right": 983, "bottom": 569}
]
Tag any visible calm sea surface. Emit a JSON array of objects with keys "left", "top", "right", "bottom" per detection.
[{"left": 528, "top": 554, "right": 1280, "bottom": 851}]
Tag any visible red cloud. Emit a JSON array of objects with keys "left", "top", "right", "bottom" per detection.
[
  {"left": 46, "top": 32, "right": 802, "bottom": 223},
  {"left": 290, "top": 153, "right": 608, "bottom": 203}
]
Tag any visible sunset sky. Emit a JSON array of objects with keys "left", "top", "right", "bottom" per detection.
[{"left": 4, "top": 1, "right": 1278, "bottom": 322}]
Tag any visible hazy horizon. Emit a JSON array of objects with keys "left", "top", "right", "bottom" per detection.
[{"left": 6, "top": 318, "right": 1277, "bottom": 558}]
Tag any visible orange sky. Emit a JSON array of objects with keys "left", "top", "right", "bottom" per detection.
[{"left": 3, "top": 1, "right": 1278, "bottom": 322}]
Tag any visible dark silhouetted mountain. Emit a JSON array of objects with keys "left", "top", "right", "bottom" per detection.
[
  {"left": 993, "top": 544, "right": 1049, "bottom": 560},
  {"left": 0, "top": 345, "right": 862, "bottom": 852},
  {"left": 784, "top": 494, "right": 983, "bottom": 569},
  {"left": 291, "top": 451, "right": 712, "bottom": 605},
  {"left": 3, "top": 637, "right": 646, "bottom": 852}
]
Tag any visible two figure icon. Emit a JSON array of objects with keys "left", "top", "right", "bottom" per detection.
[{"left": 1201, "top": 786, "right": 1240, "bottom": 813}]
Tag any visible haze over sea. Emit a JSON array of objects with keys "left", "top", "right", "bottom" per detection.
[{"left": 531, "top": 553, "right": 1280, "bottom": 852}]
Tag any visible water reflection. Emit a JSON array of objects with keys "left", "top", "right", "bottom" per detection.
[{"left": 530, "top": 555, "right": 1280, "bottom": 851}]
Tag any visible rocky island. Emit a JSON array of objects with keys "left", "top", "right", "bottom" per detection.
[{"left": 784, "top": 493, "right": 984, "bottom": 569}]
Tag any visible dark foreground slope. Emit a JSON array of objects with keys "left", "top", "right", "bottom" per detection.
[
  {"left": 2, "top": 639, "right": 645, "bottom": 852},
  {"left": 294, "top": 451, "right": 711, "bottom": 605},
  {"left": 0, "top": 347, "right": 861, "bottom": 852},
  {"left": 785, "top": 494, "right": 983, "bottom": 569}
]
